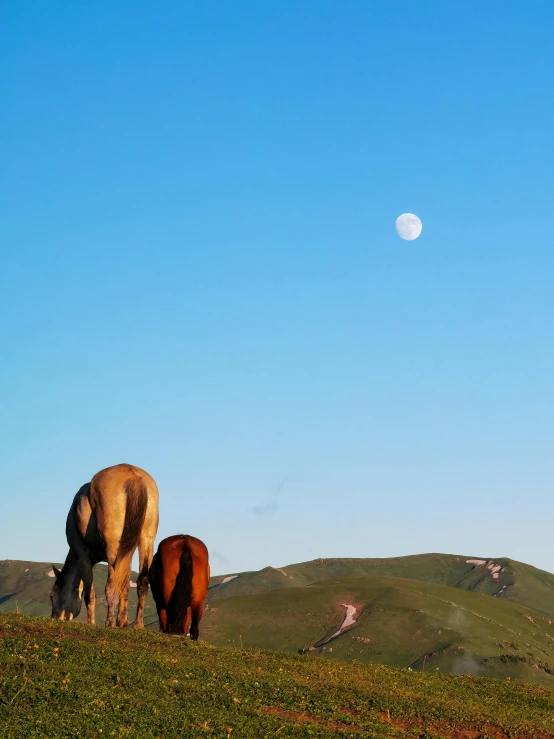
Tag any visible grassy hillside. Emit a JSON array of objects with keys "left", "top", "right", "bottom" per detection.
[
  {"left": 1, "top": 613, "right": 554, "bottom": 738},
  {"left": 4, "top": 554, "right": 554, "bottom": 685},
  {"left": 207, "top": 554, "right": 500, "bottom": 601},
  {"left": 501, "top": 560, "right": 554, "bottom": 620},
  {"left": 202, "top": 574, "right": 554, "bottom": 685},
  {"left": 208, "top": 553, "right": 554, "bottom": 621}
]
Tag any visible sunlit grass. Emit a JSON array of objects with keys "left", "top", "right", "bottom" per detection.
[{"left": 1, "top": 613, "right": 554, "bottom": 738}]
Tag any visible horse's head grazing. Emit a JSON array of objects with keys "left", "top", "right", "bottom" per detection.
[{"left": 50, "top": 565, "right": 83, "bottom": 621}]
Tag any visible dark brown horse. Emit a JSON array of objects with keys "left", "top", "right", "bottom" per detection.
[
  {"left": 50, "top": 463, "right": 159, "bottom": 628},
  {"left": 149, "top": 535, "right": 210, "bottom": 638}
]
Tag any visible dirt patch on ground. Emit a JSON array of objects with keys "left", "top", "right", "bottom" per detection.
[
  {"left": 263, "top": 706, "right": 554, "bottom": 738},
  {"left": 378, "top": 711, "right": 554, "bottom": 739},
  {"left": 263, "top": 706, "right": 364, "bottom": 733}
]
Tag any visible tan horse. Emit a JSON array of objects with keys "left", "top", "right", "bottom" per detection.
[
  {"left": 50, "top": 463, "right": 159, "bottom": 628},
  {"left": 149, "top": 535, "right": 210, "bottom": 638}
]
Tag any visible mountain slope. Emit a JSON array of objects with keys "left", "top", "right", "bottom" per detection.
[
  {"left": 208, "top": 553, "right": 554, "bottom": 620},
  {"left": 202, "top": 573, "right": 554, "bottom": 685}
]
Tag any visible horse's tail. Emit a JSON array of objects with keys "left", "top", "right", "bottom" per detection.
[
  {"left": 107, "top": 478, "right": 148, "bottom": 600},
  {"left": 118, "top": 478, "right": 148, "bottom": 560},
  {"left": 168, "top": 543, "right": 193, "bottom": 634}
]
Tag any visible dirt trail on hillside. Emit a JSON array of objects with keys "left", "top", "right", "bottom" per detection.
[{"left": 313, "top": 604, "right": 359, "bottom": 649}]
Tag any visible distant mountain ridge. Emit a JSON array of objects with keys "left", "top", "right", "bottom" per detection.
[
  {"left": 4, "top": 552, "right": 554, "bottom": 622},
  {"left": 208, "top": 552, "right": 554, "bottom": 621}
]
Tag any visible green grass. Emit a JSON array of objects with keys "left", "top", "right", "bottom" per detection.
[
  {"left": 1, "top": 613, "right": 554, "bottom": 738},
  {"left": 4, "top": 555, "right": 554, "bottom": 687},
  {"left": 202, "top": 575, "right": 554, "bottom": 685}
]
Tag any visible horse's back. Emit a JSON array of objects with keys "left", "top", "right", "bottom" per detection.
[
  {"left": 155, "top": 535, "right": 210, "bottom": 603},
  {"left": 90, "top": 464, "right": 159, "bottom": 503},
  {"left": 74, "top": 464, "right": 159, "bottom": 562},
  {"left": 158, "top": 534, "right": 209, "bottom": 568}
]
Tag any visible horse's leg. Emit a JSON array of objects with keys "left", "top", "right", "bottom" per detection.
[
  {"left": 105, "top": 563, "right": 118, "bottom": 627},
  {"left": 116, "top": 557, "right": 132, "bottom": 628},
  {"left": 134, "top": 537, "right": 154, "bottom": 629},
  {"left": 189, "top": 601, "right": 203, "bottom": 641},
  {"left": 116, "top": 586, "right": 130, "bottom": 627},
  {"left": 183, "top": 605, "right": 192, "bottom": 637},
  {"left": 148, "top": 553, "right": 167, "bottom": 632},
  {"left": 81, "top": 560, "right": 95, "bottom": 626},
  {"left": 189, "top": 558, "right": 209, "bottom": 640},
  {"left": 104, "top": 542, "right": 120, "bottom": 628},
  {"left": 158, "top": 608, "right": 168, "bottom": 633},
  {"left": 85, "top": 582, "right": 96, "bottom": 625}
]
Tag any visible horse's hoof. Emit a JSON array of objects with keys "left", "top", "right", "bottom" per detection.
[{"left": 134, "top": 622, "right": 144, "bottom": 630}]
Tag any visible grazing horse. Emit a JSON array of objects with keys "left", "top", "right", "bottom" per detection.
[
  {"left": 149, "top": 535, "right": 210, "bottom": 638},
  {"left": 50, "top": 463, "right": 159, "bottom": 628}
]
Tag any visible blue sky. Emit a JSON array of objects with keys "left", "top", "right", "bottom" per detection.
[{"left": 2, "top": 2, "right": 553, "bottom": 575}]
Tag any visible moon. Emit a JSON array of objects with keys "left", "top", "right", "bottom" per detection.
[{"left": 395, "top": 213, "right": 422, "bottom": 241}]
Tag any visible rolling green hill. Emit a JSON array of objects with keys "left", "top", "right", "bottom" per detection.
[
  {"left": 3, "top": 553, "right": 554, "bottom": 685},
  {"left": 203, "top": 574, "right": 554, "bottom": 685},
  {"left": 2, "top": 612, "right": 554, "bottom": 738},
  {"left": 208, "top": 553, "right": 554, "bottom": 621}
]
